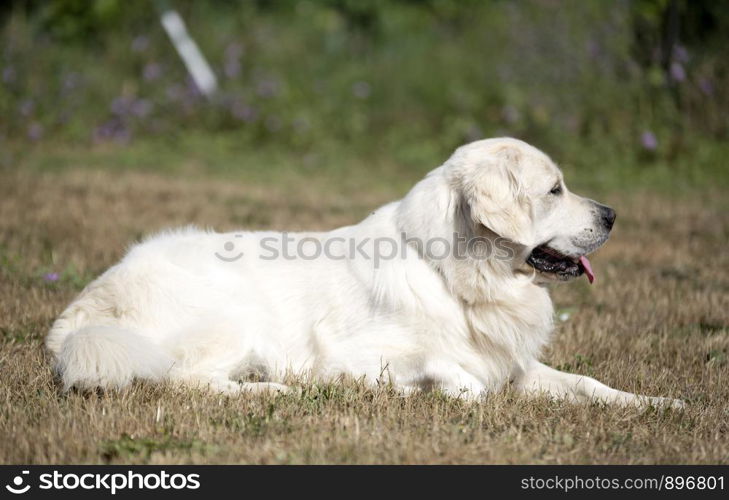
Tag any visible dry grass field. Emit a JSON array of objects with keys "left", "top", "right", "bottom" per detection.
[{"left": 0, "top": 165, "right": 727, "bottom": 464}]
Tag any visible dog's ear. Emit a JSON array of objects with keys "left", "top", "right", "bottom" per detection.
[{"left": 450, "top": 145, "right": 534, "bottom": 247}]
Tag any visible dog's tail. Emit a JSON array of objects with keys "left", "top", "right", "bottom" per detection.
[{"left": 48, "top": 325, "right": 174, "bottom": 391}]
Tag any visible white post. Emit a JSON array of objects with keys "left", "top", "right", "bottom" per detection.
[{"left": 160, "top": 9, "right": 218, "bottom": 98}]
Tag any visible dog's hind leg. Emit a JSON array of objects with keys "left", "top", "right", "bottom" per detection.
[
  {"left": 52, "top": 325, "right": 175, "bottom": 390},
  {"left": 163, "top": 322, "right": 292, "bottom": 395}
]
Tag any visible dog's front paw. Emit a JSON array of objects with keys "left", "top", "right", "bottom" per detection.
[{"left": 646, "top": 396, "right": 685, "bottom": 410}]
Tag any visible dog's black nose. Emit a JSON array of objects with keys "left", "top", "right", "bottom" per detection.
[{"left": 601, "top": 206, "right": 616, "bottom": 230}]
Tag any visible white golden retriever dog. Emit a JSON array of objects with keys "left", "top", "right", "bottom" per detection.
[{"left": 46, "top": 138, "right": 680, "bottom": 407}]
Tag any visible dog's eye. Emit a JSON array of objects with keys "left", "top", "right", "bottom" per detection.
[{"left": 549, "top": 183, "right": 562, "bottom": 196}]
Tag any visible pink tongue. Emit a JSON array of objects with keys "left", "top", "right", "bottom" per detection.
[{"left": 579, "top": 256, "right": 595, "bottom": 284}]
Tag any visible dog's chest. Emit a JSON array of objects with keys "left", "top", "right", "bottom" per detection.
[{"left": 462, "top": 285, "right": 553, "bottom": 373}]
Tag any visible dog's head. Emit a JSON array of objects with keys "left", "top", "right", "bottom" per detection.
[{"left": 446, "top": 138, "right": 615, "bottom": 284}]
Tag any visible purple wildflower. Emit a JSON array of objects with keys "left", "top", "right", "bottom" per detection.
[
  {"left": 93, "top": 118, "right": 131, "bottom": 144},
  {"left": 43, "top": 272, "right": 60, "bottom": 282},
  {"left": 19, "top": 99, "right": 34, "bottom": 117},
  {"left": 3, "top": 66, "right": 16, "bottom": 84},
  {"left": 131, "top": 35, "right": 149, "bottom": 53},
  {"left": 224, "top": 42, "right": 244, "bottom": 79},
  {"left": 231, "top": 102, "right": 257, "bottom": 123},
  {"left": 670, "top": 62, "right": 686, "bottom": 82},
  {"left": 110, "top": 96, "right": 133, "bottom": 116},
  {"left": 130, "top": 99, "right": 153, "bottom": 118},
  {"left": 640, "top": 131, "right": 658, "bottom": 151},
  {"left": 586, "top": 39, "right": 601, "bottom": 60},
  {"left": 698, "top": 77, "right": 714, "bottom": 96},
  {"left": 256, "top": 77, "right": 280, "bottom": 98},
  {"left": 352, "top": 81, "right": 371, "bottom": 99},
  {"left": 224, "top": 59, "right": 241, "bottom": 79},
  {"left": 27, "top": 123, "right": 43, "bottom": 141},
  {"left": 185, "top": 76, "right": 203, "bottom": 98},
  {"left": 674, "top": 45, "right": 689, "bottom": 63},
  {"left": 143, "top": 62, "right": 162, "bottom": 82}
]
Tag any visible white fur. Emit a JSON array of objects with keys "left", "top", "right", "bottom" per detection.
[{"left": 46, "top": 138, "right": 681, "bottom": 407}]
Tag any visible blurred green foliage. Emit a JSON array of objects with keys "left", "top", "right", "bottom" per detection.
[{"left": 1, "top": 0, "right": 727, "bottom": 182}]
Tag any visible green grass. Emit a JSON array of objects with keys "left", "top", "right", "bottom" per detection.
[
  {"left": 7, "top": 132, "right": 729, "bottom": 199},
  {"left": 101, "top": 434, "right": 211, "bottom": 462}
]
